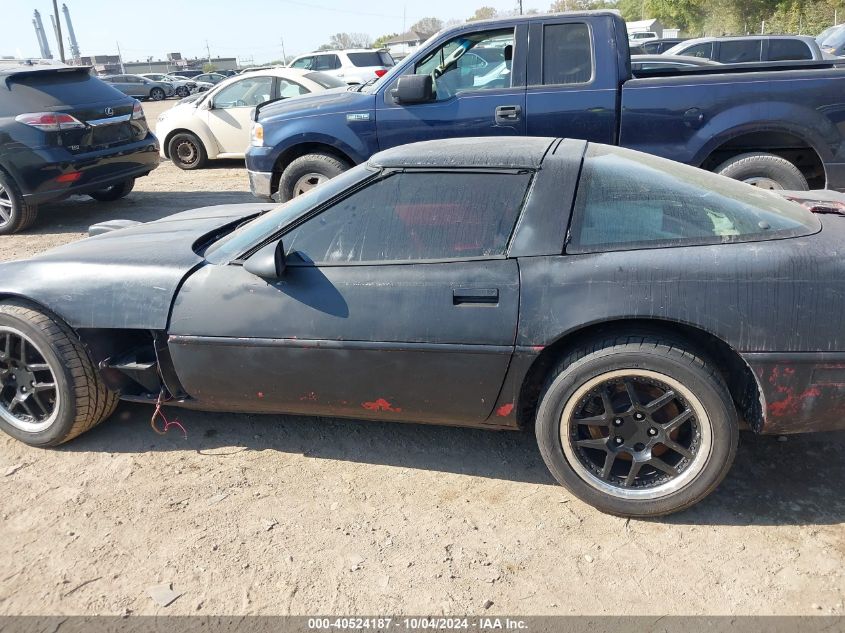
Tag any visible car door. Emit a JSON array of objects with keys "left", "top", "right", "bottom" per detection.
[
  {"left": 203, "top": 75, "right": 276, "bottom": 154},
  {"left": 523, "top": 19, "right": 618, "bottom": 144},
  {"left": 167, "top": 169, "right": 529, "bottom": 424},
  {"left": 108, "top": 76, "right": 130, "bottom": 95},
  {"left": 375, "top": 23, "right": 527, "bottom": 149}
]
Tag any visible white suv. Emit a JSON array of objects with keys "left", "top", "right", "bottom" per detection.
[{"left": 288, "top": 49, "right": 395, "bottom": 85}]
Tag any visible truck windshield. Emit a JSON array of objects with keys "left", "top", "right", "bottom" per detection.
[{"left": 204, "top": 164, "right": 375, "bottom": 263}]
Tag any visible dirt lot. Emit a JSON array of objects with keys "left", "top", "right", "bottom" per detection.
[{"left": 0, "top": 100, "right": 843, "bottom": 617}]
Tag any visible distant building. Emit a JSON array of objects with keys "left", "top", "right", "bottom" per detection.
[
  {"left": 76, "top": 53, "right": 239, "bottom": 75},
  {"left": 627, "top": 18, "right": 664, "bottom": 38},
  {"left": 385, "top": 30, "right": 431, "bottom": 60}
]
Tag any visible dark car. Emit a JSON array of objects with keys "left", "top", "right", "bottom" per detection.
[
  {"left": 0, "top": 63, "right": 159, "bottom": 234},
  {"left": 1, "top": 137, "right": 844, "bottom": 517}
]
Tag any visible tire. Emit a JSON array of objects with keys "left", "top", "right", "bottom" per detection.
[
  {"left": 278, "top": 153, "right": 350, "bottom": 201},
  {"left": 534, "top": 335, "right": 739, "bottom": 517},
  {"left": 168, "top": 132, "right": 207, "bottom": 170},
  {"left": 0, "top": 301, "right": 118, "bottom": 447},
  {"left": 150, "top": 87, "right": 166, "bottom": 101},
  {"left": 88, "top": 178, "right": 135, "bottom": 202},
  {"left": 0, "top": 171, "right": 38, "bottom": 235},
  {"left": 176, "top": 86, "right": 190, "bottom": 98},
  {"left": 715, "top": 152, "right": 808, "bottom": 191}
]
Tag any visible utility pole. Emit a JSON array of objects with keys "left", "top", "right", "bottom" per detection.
[
  {"left": 518, "top": 0, "right": 523, "bottom": 15},
  {"left": 51, "top": 0, "right": 65, "bottom": 62},
  {"left": 116, "top": 40, "right": 125, "bottom": 73},
  {"left": 205, "top": 40, "right": 212, "bottom": 63},
  {"left": 280, "top": 37, "right": 287, "bottom": 64}
]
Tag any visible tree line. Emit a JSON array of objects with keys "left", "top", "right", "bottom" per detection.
[{"left": 318, "top": 0, "right": 841, "bottom": 53}]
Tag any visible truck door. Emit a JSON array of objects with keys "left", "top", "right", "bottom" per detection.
[
  {"left": 375, "top": 23, "right": 527, "bottom": 149},
  {"left": 524, "top": 19, "right": 619, "bottom": 144}
]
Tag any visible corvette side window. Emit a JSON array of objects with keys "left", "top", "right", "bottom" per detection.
[
  {"left": 283, "top": 171, "right": 531, "bottom": 264},
  {"left": 568, "top": 146, "right": 818, "bottom": 253}
]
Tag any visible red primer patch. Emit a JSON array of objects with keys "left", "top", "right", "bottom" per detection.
[
  {"left": 362, "top": 398, "right": 402, "bottom": 413},
  {"left": 496, "top": 403, "right": 514, "bottom": 417}
]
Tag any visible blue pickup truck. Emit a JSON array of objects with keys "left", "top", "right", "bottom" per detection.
[{"left": 246, "top": 11, "right": 845, "bottom": 201}]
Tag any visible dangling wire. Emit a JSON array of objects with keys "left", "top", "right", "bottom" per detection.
[{"left": 150, "top": 388, "right": 187, "bottom": 440}]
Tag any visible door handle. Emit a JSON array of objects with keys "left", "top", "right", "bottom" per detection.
[
  {"left": 495, "top": 105, "right": 522, "bottom": 124},
  {"left": 453, "top": 288, "right": 499, "bottom": 306}
]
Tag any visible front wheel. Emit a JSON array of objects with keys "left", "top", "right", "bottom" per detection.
[
  {"left": 535, "top": 336, "right": 738, "bottom": 517},
  {"left": 715, "top": 152, "right": 808, "bottom": 191},
  {"left": 278, "top": 153, "right": 350, "bottom": 202},
  {"left": 88, "top": 178, "right": 135, "bottom": 202},
  {"left": 0, "top": 301, "right": 118, "bottom": 447}
]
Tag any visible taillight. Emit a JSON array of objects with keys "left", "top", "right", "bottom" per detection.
[
  {"left": 15, "top": 112, "right": 85, "bottom": 132},
  {"left": 131, "top": 101, "right": 145, "bottom": 120},
  {"left": 375, "top": 69, "right": 387, "bottom": 77}
]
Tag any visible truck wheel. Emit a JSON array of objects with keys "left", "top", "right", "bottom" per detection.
[
  {"left": 168, "top": 133, "right": 207, "bottom": 170},
  {"left": 0, "top": 301, "right": 118, "bottom": 447},
  {"left": 88, "top": 178, "right": 135, "bottom": 202},
  {"left": 534, "top": 335, "right": 738, "bottom": 517},
  {"left": 0, "top": 171, "right": 38, "bottom": 235},
  {"left": 715, "top": 152, "right": 808, "bottom": 190},
  {"left": 150, "top": 87, "right": 166, "bottom": 101},
  {"left": 278, "top": 153, "right": 350, "bottom": 201}
]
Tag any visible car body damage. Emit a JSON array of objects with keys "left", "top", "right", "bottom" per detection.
[{"left": 2, "top": 137, "right": 845, "bottom": 445}]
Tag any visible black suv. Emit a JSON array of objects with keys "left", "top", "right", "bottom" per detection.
[{"left": 0, "top": 63, "right": 159, "bottom": 234}]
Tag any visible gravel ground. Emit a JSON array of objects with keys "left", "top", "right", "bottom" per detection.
[{"left": 0, "top": 100, "right": 843, "bottom": 617}]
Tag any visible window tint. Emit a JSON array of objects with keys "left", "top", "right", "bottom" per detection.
[
  {"left": 413, "top": 29, "right": 514, "bottom": 100},
  {"left": 568, "top": 145, "right": 819, "bottom": 253},
  {"left": 768, "top": 39, "right": 813, "bottom": 60},
  {"left": 347, "top": 51, "right": 394, "bottom": 67},
  {"left": 542, "top": 23, "right": 592, "bottom": 85},
  {"left": 283, "top": 171, "right": 531, "bottom": 264},
  {"left": 213, "top": 76, "right": 273, "bottom": 107},
  {"left": 313, "top": 55, "right": 340, "bottom": 70},
  {"left": 8, "top": 71, "right": 124, "bottom": 109},
  {"left": 718, "top": 39, "right": 763, "bottom": 63},
  {"left": 680, "top": 42, "right": 714, "bottom": 58}
]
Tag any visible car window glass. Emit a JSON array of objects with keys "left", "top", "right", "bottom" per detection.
[
  {"left": 413, "top": 28, "right": 515, "bottom": 100},
  {"left": 542, "top": 23, "right": 593, "bottom": 85},
  {"left": 718, "top": 39, "right": 763, "bottom": 63},
  {"left": 348, "top": 52, "right": 391, "bottom": 67},
  {"left": 213, "top": 76, "right": 274, "bottom": 107},
  {"left": 768, "top": 39, "right": 813, "bottom": 60},
  {"left": 313, "top": 55, "right": 340, "bottom": 70},
  {"left": 680, "top": 42, "right": 714, "bottom": 58},
  {"left": 283, "top": 171, "right": 531, "bottom": 264},
  {"left": 568, "top": 145, "right": 819, "bottom": 253},
  {"left": 290, "top": 57, "right": 313, "bottom": 69},
  {"left": 278, "top": 78, "right": 310, "bottom": 98}
]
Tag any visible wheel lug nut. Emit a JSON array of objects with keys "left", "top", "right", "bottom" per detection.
[
  {"left": 648, "top": 428, "right": 658, "bottom": 436},
  {"left": 614, "top": 437, "right": 624, "bottom": 445},
  {"left": 613, "top": 418, "right": 623, "bottom": 426},
  {"left": 634, "top": 413, "right": 644, "bottom": 420}
]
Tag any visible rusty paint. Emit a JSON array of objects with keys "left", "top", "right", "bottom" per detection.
[
  {"left": 362, "top": 398, "right": 402, "bottom": 413},
  {"left": 766, "top": 366, "right": 822, "bottom": 417},
  {"left": 299, "top": 392, "right": 318, "bottom": 402},
  {"left": 496, "top": 403, "right": 514, "bottom": 417},
  {"left": 257, "top": 392, "right": 264, "bottom": 399}
]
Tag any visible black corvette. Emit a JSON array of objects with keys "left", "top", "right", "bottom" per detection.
[{"left": 1, "top": 137, "right": 843, "bottom": 516}]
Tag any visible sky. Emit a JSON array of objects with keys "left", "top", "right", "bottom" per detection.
[{"left": 5, "top": 0, "right": 539, "bottom": 64}]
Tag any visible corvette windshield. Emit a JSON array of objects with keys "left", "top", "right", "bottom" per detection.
[{"left": 204, "top": 164, "right": 374, "bottom": 263}]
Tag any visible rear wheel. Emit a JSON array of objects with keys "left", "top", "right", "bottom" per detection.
[
  {"left": 535, "top": 336, "right": 738, "bottom": 517},
  {"left": 88, "top": 178, "right": 135, "bottom": 202},
  {"left": 168, "top": 132, "right": 207, "bottom": 170},
  {"left": 150, "top": 87, "right": 166, "bottom": 101},
  {"left": 175, "top": 86, "right": 190, "bottom": 98},
  {"left": 715, "top": 152, "right": 808, "bottom": 191},
  {"left": 0, "top": 171, "right": 38, "bottom": 235},
  {"left": 0, "top": 301, "right": 118, "bottom": 447},
  {"left": 278, "top": 153, "right": 350, "bottom": 201}
]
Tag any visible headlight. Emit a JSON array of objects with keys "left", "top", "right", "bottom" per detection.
[{"left": 250, "top": 122, "right": 264, "bottom": 147}]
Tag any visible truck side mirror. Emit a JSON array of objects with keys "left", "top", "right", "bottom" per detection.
[
  {"left": 244, "top": 240, "right": 286, "bottom": 280},
  {"left": 393, "top": 75, "right": 434, "bottom": 104}
]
